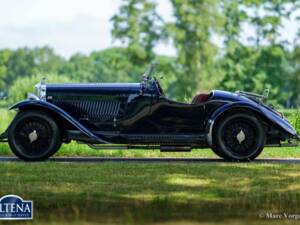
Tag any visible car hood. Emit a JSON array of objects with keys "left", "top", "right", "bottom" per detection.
[{"left": 46, "top": 83, "right": 142, "bottom": 95}]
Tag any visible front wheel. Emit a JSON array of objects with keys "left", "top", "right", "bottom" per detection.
[
  {"left": 8, "top": 111, "right": 62, "bottom": 161},
  {"left": 213, "top": 112, "right": 266, "bottom": 161}
]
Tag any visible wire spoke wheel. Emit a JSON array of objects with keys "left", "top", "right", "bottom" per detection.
[
  {"left": 15, "top": 119, "right": 53, "bottom": 156},
  {"left": 214, "top": 112, "right": 266, "bottom": 161},
  {"left": 223, "top": 119, "right": 257, "bottom": 156},
  {"left": 8, "top": 111, "right": 61, "bottom": 161}
]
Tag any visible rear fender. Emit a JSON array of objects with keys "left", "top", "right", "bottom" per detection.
[
  {"left": 206, "top": 102, "right": 297, "bottom": 147},
  {"left": 9, "top": 100, "right": 110, "bottom": 144}
]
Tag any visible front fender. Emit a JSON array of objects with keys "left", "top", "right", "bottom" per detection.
[
  {"left": 206, "top": 101, "right": 297, "bottom": 147},
  {"left": 9, "top": 100, "right": 110, "bottom": 144}
]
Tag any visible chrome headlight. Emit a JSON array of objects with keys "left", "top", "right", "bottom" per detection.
[{"left": 35, "top": 81, "right": 46, "bottom": 100}]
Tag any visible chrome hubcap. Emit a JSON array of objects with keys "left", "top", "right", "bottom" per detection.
[
  {"left": 236, "top": 130, "right": 246, "bottom": 144},
  {"left": 28, "top": 130, "right": 38, "bottom": 143}
]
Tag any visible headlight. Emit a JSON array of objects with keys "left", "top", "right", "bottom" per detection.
[{"left": 35, "top": 81, "right": 46, "bottom": 100}]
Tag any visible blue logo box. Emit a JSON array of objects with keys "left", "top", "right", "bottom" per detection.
[{"left": 0, "top": 195, "right": 33, "bottom": 220}]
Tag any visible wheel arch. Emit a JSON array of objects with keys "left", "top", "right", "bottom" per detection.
[
  {"left": 15, "top": 107, "right": 75, "bottom": 132},
  {"left": 9, "top": 100, "right": 109, "bottom": 144},
  {"left": 206, "top": 102, "right": 295, "bottom": 147}
]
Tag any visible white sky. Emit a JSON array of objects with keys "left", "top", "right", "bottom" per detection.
[{"left": 0, "top": 0, "right": 298, "bottom": 58}]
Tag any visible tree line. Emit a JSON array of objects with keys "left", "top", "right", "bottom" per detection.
[{"left": 0, "top": 0, "right": 300, "bottom": 107}]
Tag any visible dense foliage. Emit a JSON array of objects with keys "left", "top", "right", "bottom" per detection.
[{"left": 0, "top": 0, "right": 300, "bottom": 107}]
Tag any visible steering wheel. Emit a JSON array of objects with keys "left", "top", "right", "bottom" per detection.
[
  {"left": 141, "top": 64, "right": 164, "bottom": 96},
  {"left": 154, "top": 78, "right": 165, "bottom": 96},
  {"left": 142, "top": 64, "right": 155, "bottom": 81}
]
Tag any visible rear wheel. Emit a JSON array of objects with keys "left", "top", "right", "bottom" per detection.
[
  {"left": 213, "top": 112, "right": 266, "bottom": 161},
  {"left": 8, "top": 111, "right": 61, "bottom": 161}
]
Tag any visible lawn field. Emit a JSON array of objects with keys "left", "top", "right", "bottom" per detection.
[{"left": 0, "top": 162, "right": 300, "bottom": 225}]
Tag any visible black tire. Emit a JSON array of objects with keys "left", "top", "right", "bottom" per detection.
[
  {"left": 211, "top": 146, "right": 227, "bottom": 159},
  {"left": 8, "top": 111, "right": 61, "bottom": 161},
  {"left": 213, "top": 112, "right": 266, "bottom": 161}
]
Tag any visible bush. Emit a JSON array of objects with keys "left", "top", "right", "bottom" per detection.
[
  {"left": 285, "top": 110, "right": 300, "bottom": 134},
  {"left": 8, "top": 74, "right": 75, "bottom": 104},
  {"left": 292, "top": 111, "right": 300, "bottom": 134}
]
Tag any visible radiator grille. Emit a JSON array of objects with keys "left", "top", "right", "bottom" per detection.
[{"left": 52, "top": 99, "right": 121, "bottom": 120}]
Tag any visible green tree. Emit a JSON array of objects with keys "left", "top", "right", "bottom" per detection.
[
  {"left": 90, "top": 48, "right": 176, "bottom": 86},
  {"left": 90, "top": 47, "right": 144, "bottom": 82},
  {"left": 219, "top": 0, "right": 297, "bottom": 106},
  {"left": 5, "top": 47, "right": 36, "bottom": 86},
  {"left": 220, "top": 44, "right": 292, "bottom": 106},
  {"left": 61, "top": 53, "right": 95, "bottom": 82},
  {"left": 32, "top": 46, "right": 65, "bottom": 74},
  {"left": 111, "top": 0, "right": 163, "bottom": 63},
  {"left": 0, "top": 49, "right": 12, "bottom": 90},
  {"left": 290, "top": 46, "right": 300, "bottom": 107},
  {"left": 166, "top": 0, "right": 224, "bottom": 99},
  {"left": 4, "top": 47, "right": 65, "bottom": 88},
  {"left": 244, "top": 0, "right": 296, "bottom": 46},
  {"left": 221, "top": 0, "right": 247, "bottom": 45}
]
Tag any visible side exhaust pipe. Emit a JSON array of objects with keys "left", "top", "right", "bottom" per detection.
[
  {"left": 85, "top": 143, "right": 192, "bottom": 152},
  {"left": 160, "top": 146, "right": 191, "bottom": 152}
]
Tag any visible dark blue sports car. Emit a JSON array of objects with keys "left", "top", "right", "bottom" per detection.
[{"left": 0, "top": 66, "right": 298, "bottom": 161}]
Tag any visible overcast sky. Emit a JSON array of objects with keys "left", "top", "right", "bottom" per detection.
[{"left": 0, "top": 0, "right": 298, "bottom": 58}]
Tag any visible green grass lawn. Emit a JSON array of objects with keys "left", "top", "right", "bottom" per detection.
[{"left": 0, "top": 162, "right": 300, "bottom": 225}]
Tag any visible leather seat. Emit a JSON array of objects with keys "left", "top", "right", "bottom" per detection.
[{"left": 192, "top": 93, "right": 210, "bottom": 104}]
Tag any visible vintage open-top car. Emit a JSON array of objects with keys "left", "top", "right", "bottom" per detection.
[{"left": 0, "top": 65, "right": 299, "bottom": 161}]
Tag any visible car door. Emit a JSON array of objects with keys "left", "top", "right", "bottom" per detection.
[
  {"left": 118, "top": 93, "right": 154, "bottom": 132},
  {"left": 146, "top": 97, "right": 207, "bottom": 134}
]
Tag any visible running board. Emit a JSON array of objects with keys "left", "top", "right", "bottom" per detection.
[
  {"left": 122, "top": 133, "right": 205, "bottom": 144},
  {"left": 66, "top": 130, "right": 207, "bottom": 146}
]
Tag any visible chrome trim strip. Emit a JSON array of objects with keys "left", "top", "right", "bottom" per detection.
[{"left": 207, "top": 119, "right": 214, "bottom": 147}]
